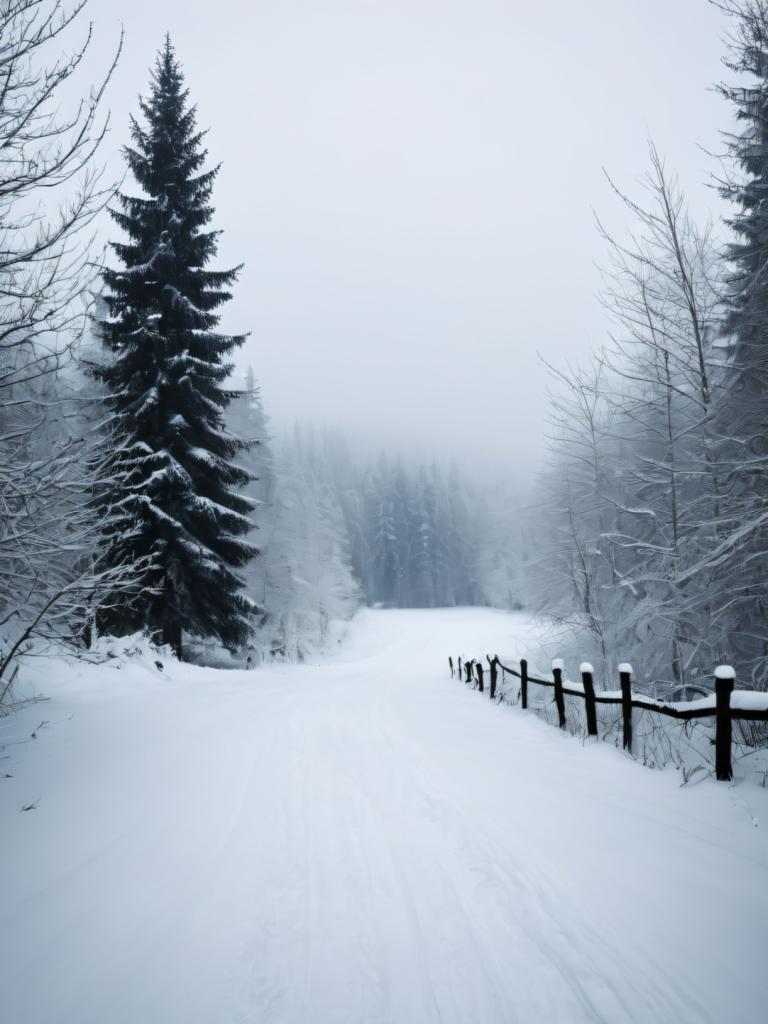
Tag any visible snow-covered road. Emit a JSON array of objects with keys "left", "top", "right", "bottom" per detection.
[{"left": 2, "top": 608, "right": 767, "bottom": 1024}]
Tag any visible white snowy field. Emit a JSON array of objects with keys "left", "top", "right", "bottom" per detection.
[{"left": 1, "top": 608, "right": 767, "bottom": 1024}]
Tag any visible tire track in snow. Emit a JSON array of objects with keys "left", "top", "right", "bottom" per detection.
[
  {"left": 3, "top": 609, "right": 766, "bottom": 1024},
  {"left": 368, "top": 681, "right": 711, "bottom": 1024}
]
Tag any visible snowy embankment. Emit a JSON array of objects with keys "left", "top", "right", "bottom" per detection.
[{"left": 1, "top": 608, "right": 767, "bottom": 1024}]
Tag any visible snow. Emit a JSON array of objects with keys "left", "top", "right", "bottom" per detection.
[
  {"left": 715, "top": 664, "right": 736, "bottom": 680},
  {"left": 619, "top": 662, "right": 634, "bottom": 675},
  {"left": 163, "top": 284, "right": 205, "bottom": 316},
  {"left": 551, "top": 656, "right": 564, "bottom": 671},
  {"left": 135, "top": 384, "right": 160, "bottom": 415},
  {"left": 638, "top": 693, "right": 716, "bottom": 713},
  {"left": 731, "top": 690, "right": 768, "bottom": 712},
  {"left": 1, "top": 607, "right": 767, "bottom": 1024},
  {"left": 561, "top": 677, "right": 585, "bottom": 694},
  {"left": 579, "top": 661, "right": 594, "bottom": 674}
]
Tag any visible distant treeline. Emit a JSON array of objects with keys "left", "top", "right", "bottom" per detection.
[{"left": 228, "top": 386, "right": 525, "bottom": 659}]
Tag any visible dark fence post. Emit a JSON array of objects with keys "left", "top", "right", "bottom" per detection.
[
  {"left": 458, "top": 656, "right": 463, "bottom": 681},
  {"left": 552, "top": 659, "right": 567, "bottom": 729},
  {"left": 715, "top": 666, "right": 735, "bottom": 782},
  {"left": 489, "top": 657, "right": 498, "bottom": 700},
  {"left": 619, "top": 664, "right": 633, "bottom": 753},
  {"left": 465, "top": 660, "right": 473, "bottom": 685},
  {"left": 581, "top": 663, "right": 598, "bottom": 737},
  {"left": 449, "top": 656, "right": 454, "bottom": 678},
  {"left": 476, "top": 661, "right": 484, "bottom": 693},
  {"left": 520, "top": 658, "right": 528, "bottom": 710}
]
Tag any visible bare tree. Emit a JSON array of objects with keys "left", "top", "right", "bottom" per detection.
[
  {"left": 532, "top": 360, "right": 617, "bottom": 671},
  {"left": 530, "top": 146, "right": 728, "bottom": 694},
  {"left": 595, "top": 146, "right": 726, "bottom": 690},
  {"left": 0, "top": 3, "right": 139, "bottom": 702}
]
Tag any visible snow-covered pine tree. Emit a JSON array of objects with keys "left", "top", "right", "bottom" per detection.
[
  {"left": 95, "top": 38, "right": 257, "bottom": 658},
  {"left": 716, "top": 1, "right": 768, "bottom": 685},
  {"left": 411, "top": 467, "right": 437, "bottom": 608},
  {"left": 225, "top": 367, "right": 272, "bottom": 619},
  {"left": 390, "top": 459, "right": 414, "bottom": 607},
  {"left": 428, "top": 463, "right": 455, "bottom": 607},
  {"left": 255, "top": 425, "right": 359, "bottom": 660},
  {"left": 447, "top": 462, "right": 480, "bottom": 607},
  {"left": 370, "top": 454, "right": 400, "bottom": 606}
]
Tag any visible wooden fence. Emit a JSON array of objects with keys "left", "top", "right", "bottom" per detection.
[{"left": 448, "top": 655, "right": 768, "bottom": 782}]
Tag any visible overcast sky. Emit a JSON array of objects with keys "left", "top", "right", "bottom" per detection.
[{"left": 87, "top": 0, "right": 731, "bottom": 479}]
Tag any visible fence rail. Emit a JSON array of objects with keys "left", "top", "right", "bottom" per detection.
[{"left": 447, "top": 655, "right": 768, "bottom": 782}]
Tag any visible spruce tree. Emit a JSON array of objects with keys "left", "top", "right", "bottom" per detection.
[
  {"left": 721, "top": 3, "right": 768, "bottom": 387},
  {"left": 225, "top": 367, "right": 274, "bottom": 620},
  {"left": 717, "top": 2, "right": 768, "bottom": 683},
  {"left": 411, "top": 468, "right": 437, "bottom": 608},
  {"left": 96, "top": 37, "right": 257, "bottom": 657},
  {"left": 371, "top": 455, "right": 399, "bottom": 605},
  {"left": 391, "top": 460, "right": 413, "bottom": 606}
]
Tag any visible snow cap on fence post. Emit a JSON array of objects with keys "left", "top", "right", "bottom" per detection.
[
  {"left": 551, "top": 658, "right": 565, "bottom": 673},
  {"left": 618, "top": 663, "right": 633, "bottom": 678},
  {"left": 714, "top": 665, "right": 735, "bottom": 681},
  {"left": 579, "top": 662, "right": 594, "bottom": 675}
]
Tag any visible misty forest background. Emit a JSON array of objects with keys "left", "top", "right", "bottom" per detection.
[{"left": 1, "top": 0, "right": 768, "bottom": 697}]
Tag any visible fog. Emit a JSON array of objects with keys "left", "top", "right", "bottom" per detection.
[{"left": 88, "top": 0, "right": 729, "bottom": 478}]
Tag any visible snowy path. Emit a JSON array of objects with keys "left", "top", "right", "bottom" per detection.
[{"left": 2, "top": 608, "right": 767, "bottom": 1024}]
